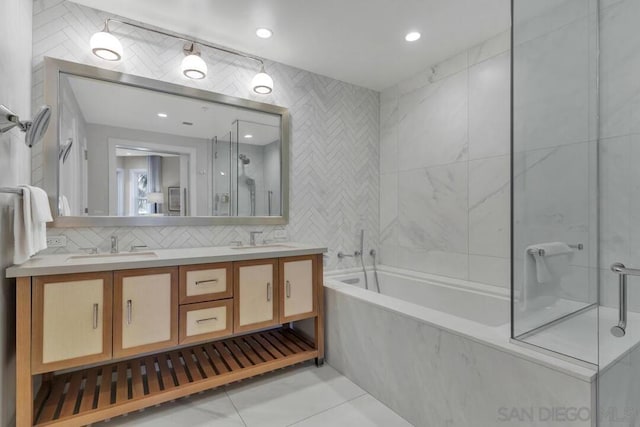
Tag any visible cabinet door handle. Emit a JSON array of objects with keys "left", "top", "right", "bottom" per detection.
[
  {"left": 93, "top": 303, "right": 99, "bottom": 329},
  {"left": 196, "top": 317, "right": 218, "bottom": 324},
  {"left": 286, "top": 280, "right": 291, "bottom": 298},
  {"left": 195, "top": 278, "right": 218, "bottom": 285},
  {"left": 267, "top": 282, "right": 272, "bottom": 302},
  {"left": 126, "top": 299, "right": 132, "bottom": 325}
]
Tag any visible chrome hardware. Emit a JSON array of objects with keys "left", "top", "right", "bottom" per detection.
[
  {"left": 286, "top": 280, "right": 291, "bottom": 298},
  {"left": 610, "top": 262, "right": 640, "bottom": 337},
  {"left": 93, "top": 303, "right": 99, "bottom": 329},
  {"left": 111, "top": 235, "right": 119, "bottom": 254},
  {"left": 230, "top": 240, "right": 243, "bottom": 247},
  {"left": 130, "top": 244, "right": 148, "bottom": 252},
  {"left": 250, "top": 231, "right": 263, "bottom": 246},
  {"left": 126, "top": 299, "right": 132, "bottom": 325},
  {"left": 526, "top": 243, "right": 584, "bottom": 257},
  {"left": 196, "top": 317, "right": 218, "bottom": 324},
  {"left": 195, "top": 279, "right": 219, "bottom": 285},
  {"left": 80, "top": 247, "right": 99, "bottom": 254},
  {"left": 267, "top": 282, "right": 272, "bottom": 301},
  {"left": 337, "top": 251, "right": 361, "bottom": 259}
]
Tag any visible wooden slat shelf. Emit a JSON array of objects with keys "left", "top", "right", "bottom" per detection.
[{"left": 33, "top": 328, "right": 317, "bottom": 427}]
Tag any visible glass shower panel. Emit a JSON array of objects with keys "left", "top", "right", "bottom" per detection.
[{"left": 511, "top": 0, "right": 599, "bottom": 365}]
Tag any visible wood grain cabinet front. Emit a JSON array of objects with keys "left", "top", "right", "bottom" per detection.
[
  {"left": 179, "top": 299, "right": 233, "bottom": 344},
  {"left": 179, "top": 263, "right": 232, "bottom": 304},
  {"left": 32, "top": 272, "right": 113, "bottom": 374},
  {"left": 234, "top": 259, "right": 279, "bottom": 333},
  {"left": 279, "top": 255, "right": 318, "bottom": 323},
  {"left": 113, "top": 268, "right": 179, "bottom": 358}
]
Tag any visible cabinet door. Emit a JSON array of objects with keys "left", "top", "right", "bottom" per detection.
[
  {"left": 234, "top": 259, "right": 278, "bottom": 333},
  {"left": 179, "top": 262, "right": 232, "bottom": 304},
  {"left": 280, "top": 256, "right": 317, "bottom": 322},
  {"left": 114, "top": 268, "right": 178, "bottom": 358},
  {"left": 32, "top": 272, "right": 112, "bottom": 373}
]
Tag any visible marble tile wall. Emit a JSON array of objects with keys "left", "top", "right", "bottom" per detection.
[
  {"left": 379, "top": 31, "right": 511, "bottom": 287},
  {"left": 31, "top": 0, "right": 380, "bottom": 272},
  {"left": 0, "top": 0, "right": 33, "bottom": 424}
]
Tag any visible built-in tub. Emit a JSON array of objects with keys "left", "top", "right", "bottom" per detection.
[{"left": 323, "top": 266, "right": 597, "bottom": 427}]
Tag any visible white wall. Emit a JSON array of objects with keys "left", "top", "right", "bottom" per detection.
[
  {"left": 0, "top": 0, "right": 32, "bottom": 424},
  {"left": 32, "top": 0, "right": 379, "bottom": 271},
  {"left": 379, "top": 31, "right": 511, "bottom": 288}
]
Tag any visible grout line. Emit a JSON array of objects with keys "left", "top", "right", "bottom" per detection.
[
  {"left": 284, "top": 392, "right": 369, "bottom": 427},
  {"left": 225, "top": 390, "right": 248, "bottom": 427}
]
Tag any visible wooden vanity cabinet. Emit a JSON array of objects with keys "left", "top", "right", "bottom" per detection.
[
  {"left": 279, "top": 255, "right": 318, "bottom": 323},
  {"left": 32, "top": 272, "right": 113, "bottom": 374},
  {"left": 179, "top": 262, "right": 232, "bottom": 304},
  {"left": 113, "top": 267, "right": 179, "bottom": 358},
  {"left": 234, "top": 259, "right": 279, "bottom": 333}
]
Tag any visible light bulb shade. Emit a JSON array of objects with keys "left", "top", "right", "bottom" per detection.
[
  {"left": 90, "top": 31, "right": 123, "bottom": 61},
  {"left": 181, "top": 54, "right": 207, "bottom": 79},
  {"left": 252, "top": 70, "right": 273, "bottom": 94}
]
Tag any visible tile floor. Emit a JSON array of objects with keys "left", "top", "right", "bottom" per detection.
[{"left": 97, "top": 363, "right": 413, "bottom": 427}]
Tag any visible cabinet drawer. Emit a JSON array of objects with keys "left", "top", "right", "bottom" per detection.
[
  {"left": 179, "top": 300, "right": 233, "bottom": 344},
  {"left": 179, "top": 263, "right": 232, "bottom": 304}
]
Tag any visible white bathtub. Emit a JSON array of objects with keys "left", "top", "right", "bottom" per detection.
[{"left": 323, "top": 266, "right": 598, "bottom": 427}]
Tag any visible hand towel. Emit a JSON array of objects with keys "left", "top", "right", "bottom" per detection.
[
  {"left": 59, "top": 195, "right": 71, "bottom": 216},
  {"left": 13, "top": 185, "right": 53, "bottom": 264}
]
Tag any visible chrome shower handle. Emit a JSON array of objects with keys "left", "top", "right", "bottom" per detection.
[{"left": 610, "top": 262, "right": 638, "bottom": 337}]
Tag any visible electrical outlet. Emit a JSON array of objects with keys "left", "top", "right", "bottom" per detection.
[
  {"left": 274, "top": 229, "right": 287, "bottom": 239},
  {"left": 46, "top": 236, "right": 67, "bottom": 247}
]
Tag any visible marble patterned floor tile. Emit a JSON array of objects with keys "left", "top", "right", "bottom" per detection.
[
  {"left": 225, "top": 363, "right": 366, "bottom": 427},
  {"left": 289, "top": 394, "right": 413, "bottom": 427}
]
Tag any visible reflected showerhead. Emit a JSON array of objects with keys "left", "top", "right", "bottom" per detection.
[
  {"left": 239, "top": 154, "right": 250, "bottom": 165},
  {"left": 0, "top": 104, "right": 51, "bottom": 147}
]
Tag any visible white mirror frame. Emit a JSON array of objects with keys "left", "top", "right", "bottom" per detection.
[{"left": 43, "top": 57, "right": 290, "bottom": 227}]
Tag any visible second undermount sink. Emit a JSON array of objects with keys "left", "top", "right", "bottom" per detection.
[
  {"left": 66, "top": 251, "right": 158, "bottom": 263},
  {"left": 230, "top": 244, "right": 294, "bottom": 250}
]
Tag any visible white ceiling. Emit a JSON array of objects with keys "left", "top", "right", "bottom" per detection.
[
  {"left": 69, "top": 0, "right": 510, "bottom": 91},
  {"left": 66, "top": 74, "right": 281, "bottom": 145}
]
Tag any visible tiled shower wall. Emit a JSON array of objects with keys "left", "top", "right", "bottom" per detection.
[
  {"left": 31, "top": 0, "right": 379, "bottom": 271},
  {"left": 0, "top": 0, "right": 33, "bottom": 423},
  {"left": 379, "top": 31, "right": 511, "bottom": 287}
]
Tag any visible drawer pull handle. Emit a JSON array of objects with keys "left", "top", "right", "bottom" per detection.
[
  {"left": 196, "top": 317, "right": 218, "bottom": 324},
  {"left": 126, "top": 299, "right": 132, "bottom": 325},
  {"left": 195, "top": 279, "right": 219, "bottom": 285},
  {"left": 267, "top": 282, "right": 272, "bottom": 302},
  {"left": 286, "top": 280, "right": 291, "bottom": 298},
  {"left": 93, "top": 303, "right": 99, "bottom": 329}
]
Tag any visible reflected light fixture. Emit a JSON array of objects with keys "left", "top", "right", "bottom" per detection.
[
  {"left": 244, "top": 134, "right": 253, "bottom": 139},
  {"left": 405, "top": 31, "right": 421, "bottom": 42},
  {"left": 90, "top": 18, "right": 275, "bottom": 94},
  {"left": 90, "top": 21, "right": 123, "bottom": 61},
  {"left": 252, "top": 66, "right": 274, "bottom": 94},
  {"left": 181, "top": 43, "right": 207, "bottom": 79},
  {"left": 157, "top": 112, "right": 168, "bottom": 118},
  {"left": 256, "top": 28, "right": 273, "bottom": 39}
]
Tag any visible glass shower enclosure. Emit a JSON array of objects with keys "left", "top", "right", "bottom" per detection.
[{"left": 512, "top": 0, "right": 640, "bottom": 424}]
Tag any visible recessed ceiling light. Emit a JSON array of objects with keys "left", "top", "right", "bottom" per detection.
[
  {"left": 244, "top": 134, "right": 253, "bottom": 139},
  {"left": 157, "top": 113, "right": 168, "bottom": 118},
  {"left": 405, "top": 31, "right": 421, "bottom": 42},
  {"left": 256, "top": 28, "right": 273, "bottom": 39}
]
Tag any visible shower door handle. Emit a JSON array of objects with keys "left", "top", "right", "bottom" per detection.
[{"left": 610, "top": 263, "right": 640, "bottom": 337}]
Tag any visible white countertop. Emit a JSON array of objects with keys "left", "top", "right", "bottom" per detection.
[{"left": 6, "top": 243, "right": 327, "bottom": 278}]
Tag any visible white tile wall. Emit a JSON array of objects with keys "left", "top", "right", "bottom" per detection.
[
  {"left": 379, "top": 31, "right": 512, "bottom": 287},
  {"left": 0, "top": 0, "right": 33, "bottom": 424},
  {"left": 31, "top": 0, "right": 380, "bottom": 271}
]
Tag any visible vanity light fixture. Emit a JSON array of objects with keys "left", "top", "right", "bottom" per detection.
[
  {"left": 157, "top": 113, "right": 168, "bottom": 118},
  {"left": 405, "top": 31, "right": 421, "bottom": 42},
  {"left": 181, "top": 43, "right": 207, "bottom": 79},
  {"left": 90, "top": 18, "right": 274, "bottom": 94},
  {"left": 256, "top": 28, "right": 273, "bottom": 39},
  {"left": 90, "top": 21, "right": 123, "bottom": 61},
  {"left": 244, "top": 134, "right": 253, "bottom": 139}
]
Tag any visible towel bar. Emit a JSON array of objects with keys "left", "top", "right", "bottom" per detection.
[
  {"left": 0, "top": 187, "right": 23, "bottom": 195},
  {"left": 526, "top": 243, "right": 583, "bottom": 257}
]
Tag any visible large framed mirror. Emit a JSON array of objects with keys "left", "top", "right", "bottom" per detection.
[{"left": 42, "top": 57, "right": 289, "bottom": 226}]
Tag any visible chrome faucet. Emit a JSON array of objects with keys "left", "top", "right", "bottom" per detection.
[
  {"left": 249, "top": 231, "right": 263, "bottom": 246},
  {"left": 130, "top": 244, "right": 148, "bottom": 252},
  {"left": 110, "top": 235, "right": 119, "bottom": 254}
]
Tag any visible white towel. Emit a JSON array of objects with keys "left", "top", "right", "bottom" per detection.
[
  {"left": 529, "top": 242, "right": 573, "bottom": 283},
  {"left": 59, "top": 195, "right": 71, "bottom": 216},
  {"left": 13, "top": 185, "right": 53, "bottom": 264}
]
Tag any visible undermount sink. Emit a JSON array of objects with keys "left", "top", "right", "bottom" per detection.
[
  {"left": 66, "top": 251, "right": 158, "bottom": 263},
  {"left": 230, "top": 244, "right": 294, "bottom": 250}
]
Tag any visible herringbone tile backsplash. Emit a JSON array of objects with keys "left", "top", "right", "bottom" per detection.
[{"left": 32, "top": 0, "right": 380, "bottom": 271}]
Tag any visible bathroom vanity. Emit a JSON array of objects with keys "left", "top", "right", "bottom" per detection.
[{"left": 7, "top": 243, "right": 326, "bottom": 427}]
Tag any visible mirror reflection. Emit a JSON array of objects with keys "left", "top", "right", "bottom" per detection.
[{"left": 57, "top": 73, "right": 283, "bottom": 218}]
